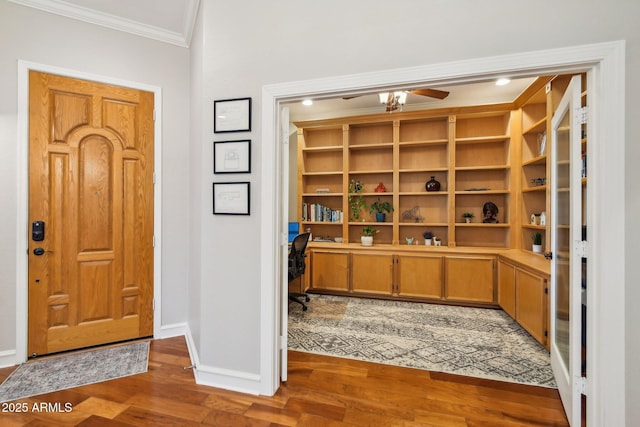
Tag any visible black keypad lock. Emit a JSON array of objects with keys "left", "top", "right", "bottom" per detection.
[{"left": 32, "top": 221, "right": 45, "bottom": 241}]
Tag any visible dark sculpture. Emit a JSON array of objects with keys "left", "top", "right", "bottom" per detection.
[{"left": 482, "top": 202, "right": 499, "bottom": 223}]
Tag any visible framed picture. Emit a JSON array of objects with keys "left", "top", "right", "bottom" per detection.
[
  {"left": 214, "top": 97, "right": 251, "bottom": 133},
  {"left": 213, "top": 182, "right": 250, "bottom": 215},
  {"left": 214, "top": 140, "right": 251, "bottom": 174}
]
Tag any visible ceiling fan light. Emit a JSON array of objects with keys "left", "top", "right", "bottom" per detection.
[
  {"left": 496, "top": 78, "right": 511, "bottom": 86},
  {"left": 378, "top": 93, "right": 389, "bottom": 104},
  {"left": 395, "top": 91, "right": 408, "bottom": 104}
]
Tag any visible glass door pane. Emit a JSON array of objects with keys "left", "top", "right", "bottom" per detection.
[{"left": 550, "top": 75, "right": 583, "bottom": 426}]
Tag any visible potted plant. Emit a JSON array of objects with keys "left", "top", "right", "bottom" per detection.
[
  {"left": 348, "top": 179, "right": 367, "bottom": 221},
  {"left": 531, "top": 232, "right": 543, "bottom": 253},
  {"left": 462, "top": 212, "right": 474, "bottom": 223},
  {"left": 361, "top": 225, "right": 378, "bottom": 246},
  {"left": 422, "top": 231, "right": 433, "bottom": 246},
  {"left": 369, "top": 197, "right": 394, "bottom": 222}
]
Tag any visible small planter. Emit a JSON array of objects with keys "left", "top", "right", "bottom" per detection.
[
  {"left": 361, "top": 236, "right": 373, "bottom": 247},
  {"left": 532, "top": 244, "right": 543, "bottom": 253},
  {"left": 465, "top": 218, "right": 471, "bottom": 223},
  {"left": 375, "top": 212, "right": 386, "bottom": 222},
  {"left": 424, "top": 239, "right": 432, "bottom": 246}
]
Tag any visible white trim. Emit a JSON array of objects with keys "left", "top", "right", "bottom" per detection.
[
  {"left": 8, "top": 0, "right": 200, "bottom": 48},
  {"left": 15, "top": 60, "right": 163, "bottom": 362},
  {"left": 183, "top": 326, "right": 261, "bottom": 395},
  {"left": 0, "top": 349, "right": 18, "bottom": 368},
  {"left": 260, "top": 41, "right": 626, "bottom": 425},
  {"left": 157, "top": 322, "right": 190, "bottom": 340}
]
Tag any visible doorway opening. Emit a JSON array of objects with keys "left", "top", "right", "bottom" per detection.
[{"left": 260, "top": 41, "right": 626, "bottom": 425}]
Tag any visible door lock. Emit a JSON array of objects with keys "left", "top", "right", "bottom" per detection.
[
  {"left": 32, "top": 221, "right": 45, "bottom": 241},
  {"left": 33, "top": 247, "right": 46, "bottom": 256}
]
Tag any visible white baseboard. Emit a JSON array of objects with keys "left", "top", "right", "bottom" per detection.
[
  {"left": 156, "top": 322, "right": 189, "bottom": 339},
  {"left": 0, "top": 349, "right": 18, "bottom": 368},
  {"left": 182, "top": 326, "right": 261, "bottom": 395}
]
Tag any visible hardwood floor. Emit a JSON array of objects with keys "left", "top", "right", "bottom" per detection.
[{"left": 0, "top": 336, "right": 568, "bottom": 426}]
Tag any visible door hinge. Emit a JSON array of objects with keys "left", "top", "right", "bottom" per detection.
[
  {"left": 153, "top": 173, "right": 157, "bottom": 184},
  {"left": 576, "top": 106, "right": 588, "bottom": 125},
  {"left": 153, "top": 109, "right": 156, "bottom": 121},
  {"left": 575, "top": 240, "right": 588, "bottom": 258},
  {"left": 153, "top": 299, "right": 156, "bottom": 311},
  {"left": 153, "top": 235, "right": 156, "bottom": 247},
  {"left": 577, "top": 376, "right": 588, "bottom": 395}
]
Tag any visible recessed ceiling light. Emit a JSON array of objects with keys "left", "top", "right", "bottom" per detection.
[
  {"left": 302, "top": 99, "right": 313, "bottom": 106},
  {"left": 496, "top": 78, "right": 511, "bottom": 86}
]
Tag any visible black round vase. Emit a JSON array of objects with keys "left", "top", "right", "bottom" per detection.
[{"left": 425, "top": 176, "right": 441, "bottom": 192}]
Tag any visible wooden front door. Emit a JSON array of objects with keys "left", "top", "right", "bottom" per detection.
[{"left": 28, "top": 71, "right": 154, "bottom": 356}]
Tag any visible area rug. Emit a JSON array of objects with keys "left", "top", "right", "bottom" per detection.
[
  {"left": 0, "top": 341, "right": 149, "bottom": 403},
  {"left": 288, "top": 295, "right": 556, "bottom": 388}
]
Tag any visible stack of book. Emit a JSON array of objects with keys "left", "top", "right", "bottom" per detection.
[{"left": 302, "top": 203, "right": 343, "bottom": 223}]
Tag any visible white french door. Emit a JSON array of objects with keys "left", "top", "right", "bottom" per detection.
[
  {"left": 280, "top": 105, "right": 291, "bottom": 382},
  {"left": 550, "top": 74, "right": 584, "bottom": 426}
]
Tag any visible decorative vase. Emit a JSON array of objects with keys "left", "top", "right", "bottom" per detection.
[
  {"left": 425, "top": 176, "right": 441, "bottom": 192},
  {"left": 361, "top": 236, "right": 373, "bottom": 247},
  {"left": 375, "top": 212, "right": 386, "bottom": 222}
]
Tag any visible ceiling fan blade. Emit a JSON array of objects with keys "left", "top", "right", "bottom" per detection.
[
  {"left": 342, "top": 95, "right": 361, "bottom": 100},
  {"left": 410, "top": 88, "right": 450, "bottom": 99}
]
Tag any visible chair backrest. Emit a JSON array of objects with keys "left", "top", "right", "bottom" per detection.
[{"left": 288, "top": 232, "right": 310, "bottom": 281}]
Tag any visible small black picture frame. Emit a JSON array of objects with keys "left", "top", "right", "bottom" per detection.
[
  {"left": 214, "top": 140, "right": 251, "bottom": 174},
  {"left": 213, "top": 182, "right": 250, "bottom": 215},
  {"left": 214, "top": 97, "right": 251, "bottom": 133}
]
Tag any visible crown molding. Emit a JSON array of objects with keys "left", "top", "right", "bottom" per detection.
[{"left": 9, "top": 0, "right": 200, "bottom": 48}]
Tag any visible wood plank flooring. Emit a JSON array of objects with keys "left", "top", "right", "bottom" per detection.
[{"left": 0, "top": 336, "right": 568, "bottom": 426}]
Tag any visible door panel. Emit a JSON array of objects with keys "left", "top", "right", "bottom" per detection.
[
  {"left": 28, "top": 71, "right": 154, "bottom": 356},
  {"left": 550, "top": 75, "right": 583, "bottom": 426}
]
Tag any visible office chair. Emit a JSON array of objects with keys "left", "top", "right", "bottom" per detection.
[{"left": 288, "top": 232, "right": 311, "bottom": 311}]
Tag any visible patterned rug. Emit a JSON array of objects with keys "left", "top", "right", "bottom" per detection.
[
  {"left": 0, "top": 341, "right": 149, "bottom": 403},
  {"left": 288, "top": 295, "right": 556, "bottom": 388}
]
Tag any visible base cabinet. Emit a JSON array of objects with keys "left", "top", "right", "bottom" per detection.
[
  {"left": 498, "top": 259, "right": 549, "bottom": 348},
  {"left": 444, "top": 256, "right": 495, "bottom": 303},
  {"left": 310, "top": 250, "right": 349, "bottom": 292},
  {"left": 351, "top": 252, "right": 394, "bottom": 295},
  {"left": 396, "top": 254, "right": 443, "bottom": 299}
]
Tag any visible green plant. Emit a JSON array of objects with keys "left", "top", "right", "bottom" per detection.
[
  {"left": 348, "top": 179, "right": 367, "bottom": 220},
  {"left": 369, "top": 197, "right": 394, "bottom": 215},
  {"left": 361, "top": 225, "right": 379, "bottom": 236},
  {"left": 422, "top": 231, "right": 433, "bottom": 240},
  {"left": 531, "top": 233, "right": 542, "bottom": 245},
  {"left": 462, "top": 212, "right": 475, "bottom": 219}
]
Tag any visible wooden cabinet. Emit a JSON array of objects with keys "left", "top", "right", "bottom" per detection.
[
  {"left": 498, "top": 260, "right": 516, "bottom": 318},
  {"left": 351, "top": 252, "right": 394, "bottom": 295},
  {"left": 444, "top": 256, "right": 495, "bottom": 303},
  {"left": 497, "top": 258, "right": 549, "bottom": 347},
  {"left": 516, "top": 268, "right": 548, "bottom": 346},
  {"left": 309, "top": 250, "right": 349, "bottom": 292},
  {"left": 396, "top": 254, "right": 443, "bottom": 299}
]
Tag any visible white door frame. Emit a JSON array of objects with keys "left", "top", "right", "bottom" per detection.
[
  {"left": 260, "top": 41, "right": 626, "bottom": 425},
  {"left": 15, "top": 60, "right": 163, "bottom": 361}
]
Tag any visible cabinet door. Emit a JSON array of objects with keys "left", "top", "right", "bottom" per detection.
[
  {"left": 498, "top": 261, "right": 516, "bottom": 318},
  {"left": 351, "top": 253, "right": 394, "bottom": 295},
  {"left": 397, "top": 254, "right": 443, "bottom": 299},
  {"left": 445, "top": 256, "right": 495, "bottom": 303},
  {"left": 310, "top": 250, "right": 349, "bottom": 292},
  {"left": 516, "top": 268, "right": 548, "bottom": 346}
]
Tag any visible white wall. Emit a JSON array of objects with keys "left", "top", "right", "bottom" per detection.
[
  {"left": 0, "top": 1, "right": 191, "bottom": 355},
  {"left": 191, "top": 0, "right": 639, "bottom": 423}
]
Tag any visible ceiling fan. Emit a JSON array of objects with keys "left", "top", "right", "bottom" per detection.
[{"left": 344, "top": 88, "right": 450, "bottom": 112}]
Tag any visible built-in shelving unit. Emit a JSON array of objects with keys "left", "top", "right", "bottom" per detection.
[{"left": 296, "top": 108, "right": 515, "bottom": 249}]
